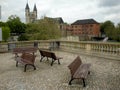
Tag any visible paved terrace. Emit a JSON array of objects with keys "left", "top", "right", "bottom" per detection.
[{"left": 0, "top": 51, "right": 120, "bottom": 90}]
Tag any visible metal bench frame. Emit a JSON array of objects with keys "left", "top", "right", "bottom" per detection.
[
  {"left": 39, "top": 50, "right": 62, "bottom": 66},
  {"left": 15, "top": 53, "right": 36, "bottom": 72},
  {"left": 68, "top": 56, "right": 91, "bottom": 87}
]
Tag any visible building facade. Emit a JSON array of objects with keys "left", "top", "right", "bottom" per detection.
[
  {"left": 25, "top": 3, "right": 37, "bottom": 23},
  {"left": 65, "top": 19, "right": 100, "bottom": 40}
]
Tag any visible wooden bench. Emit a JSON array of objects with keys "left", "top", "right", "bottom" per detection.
[
  {"left": 68, "top": 56, "right": 91, "bottom": 87},
  {"left": 13, "top": 47, "right": 38, "bottom": 57},
  {"left": 15, "top": 53, "right": 36, "bottom": 72},
  {"left": 39, "top": 50, "right": 63, "bottom": 66}
]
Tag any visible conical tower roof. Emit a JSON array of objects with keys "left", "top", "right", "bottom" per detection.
[
  {"left": 25, "top": 3, "right": 29, "bottom": 10},
  {"left": 33, "top": 4, "right": 37, "bottom": 11}
]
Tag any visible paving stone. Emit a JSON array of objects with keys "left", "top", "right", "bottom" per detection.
[{"left": 0, "top": 51, "right": 120, "bottom": 90}]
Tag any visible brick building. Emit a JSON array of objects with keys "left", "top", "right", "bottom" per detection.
[{"left": 65, "top": 19, "right": 100, "bottom": 40}]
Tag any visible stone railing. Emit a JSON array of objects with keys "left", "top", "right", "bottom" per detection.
[
  {"left": 0, "top": 43, "right": 8, "bottom": 53},
  {"left": 0, "top": 40, "right": 120, "bottom": 60},
  {"left": 60, "top": 41, "right": 120, "bottom": 60},
  {"left": 6, "top": 40, "right": 52, "bottom": 51}
]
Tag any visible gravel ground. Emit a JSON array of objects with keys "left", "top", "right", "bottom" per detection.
[{"left": 0, "top": 51, "right": 120, "bottom": 90}]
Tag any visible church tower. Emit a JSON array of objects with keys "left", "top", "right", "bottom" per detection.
[
  {"left": 25, "top": 3, "right": 30, "bottom": 23},
  {"left": 33, "top": 4, "right": 37, "bottom": 21},
  {"left": 25, "top": 3, "right": 37, "bottom": 23}
]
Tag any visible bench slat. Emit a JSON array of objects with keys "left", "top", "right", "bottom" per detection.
[
  {"left": 68, "top": 56, "right": 82, "bottom": 76},
  {"left": 39, "top": 49, "right": 62, "bottom": 66},
  {"left": 15, "top": 57, "right": 26, "bottom": 65},
  {"left": 68, "top": 56, "right": 91, "bottom": 87},
  {"left": 15, "top": 53, "right": 36, "bottom": 72},
  {"left": 73, "top": 63, "right": 91, "bottom": 79}
]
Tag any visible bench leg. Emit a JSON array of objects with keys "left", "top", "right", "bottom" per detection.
[
  {"left": 32, "top": 65, "right": 36, "bottom": 70},
  {"left": 15, "top": 53, "right": 19, "bottom": 58},
  {"left": 69, "top": 78, "right": 74, "bottom": 85},
  {"left": 88, "top": 71, "right": 90, "bottom": 75},
  {"left": 40, "top": 56, "right": 44, "bottom": 62},
  {"left": 24, "top": 64, "right": 27, "bottom": 72},
  {"left": 69, "top": 78, "right": 86, "bottom": 87},
  {"left": 16, "top": 61, "right": 18, "bottom": 67},
  {"left": 24, "top": 64, "right": 36, "bottom": 72},
  {"left": 58, "top": 59, "right": 60, "bottom": 65},
  {"left": 47, "top": 57, "right": 49, "bottom": 61},
  {"left": 82, "top": 78, "right": 86, "bottom": 87},
  {"left": 51, "top": 59, "right": 54, "bottom": 66}
]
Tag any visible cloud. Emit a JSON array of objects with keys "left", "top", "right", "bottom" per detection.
[
  {"left": 98, "top": 0, "right": 120, "bottom": 7},
  {"left": 0, "top": 0, "right": 120, "bottom": 25}
]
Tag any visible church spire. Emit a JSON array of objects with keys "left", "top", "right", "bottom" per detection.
[
  {"left": 25, "top": 3, "right": 29, "bottom": 10},
  {"left": 33, "top": 4, "right": 37, "bottom": 11}
]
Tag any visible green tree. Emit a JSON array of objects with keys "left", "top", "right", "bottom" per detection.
[
  {"left": 115, "top": 23, "right": 120, "bottom": 41},
  {"left": 18, "top": 34, "right": 28, "bottom": 41},
  {"left": 100, "top": 20, "right": 115, "bottom": 39},
  {"left": 2, "top": 26, "right": 10, "bottom": 42},
  {"left": 26, "top": 17, "right": 61, "bottom": 40},
  {"left": 7, "top": 15, "right": 26, "bottom": 35},
  {"left": 0, "top": 21, "right": 7, "bottom": 27}
]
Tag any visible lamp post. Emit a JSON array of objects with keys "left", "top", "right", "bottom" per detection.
[{"left": 0, "top": 5, "right": 2, "bottom": 41}]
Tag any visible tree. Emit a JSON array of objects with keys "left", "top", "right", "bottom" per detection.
[
  {"left": 26, "top": 17, "right": 61, "bottom": 40},
  {"left": 0, "top": 21, "right": 7, "bottom": 27},
  {"left": 18, "top": 34, "right": 28, "bottom": 41},
  {"left": 100, "top": 20, "right": 115, "bottom": 39},
  {"left": 7, "top": 15, "right": 26, "bottom": 35},
  {"left": 2, "top": 26, "right": 10, "bottom": 42},
  {"left": 115, "top": 23, "right": 120, "bottom": 41}
]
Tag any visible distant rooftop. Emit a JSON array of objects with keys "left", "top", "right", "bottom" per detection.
[
  {"left": 52, "top": 17, "right": 64, "bottom": 24},
  {"left": 71, "top": 19, "right": 99, "bottom": 25}
]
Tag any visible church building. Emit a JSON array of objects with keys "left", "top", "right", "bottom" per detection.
[{"left": 25, "top": 3, "right": 37, "bottom": 23}]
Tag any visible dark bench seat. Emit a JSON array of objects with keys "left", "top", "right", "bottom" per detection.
[
  {"left": 13, "top": 47, "right": 38, "bottom": 57},
  {"left": 15, "top": 53, "right": 36, "bottom": 72},
  {"left": 39, "top": 49, "right": 63, "bottom": 66},
  {"left": 68, "top": 56, "right": 91, "bottom": 87}
]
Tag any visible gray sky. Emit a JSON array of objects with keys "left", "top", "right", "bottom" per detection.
[{"left": 0, "top": 0, "right": 120, "bottom": 24}]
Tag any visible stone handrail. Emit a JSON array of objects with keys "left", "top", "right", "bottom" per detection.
[
  {"left": 0, "top": 40, "right": 120, "bottom": 60},
  {"left": 60, "top": 41, "right": 120, "bottom": 60}
]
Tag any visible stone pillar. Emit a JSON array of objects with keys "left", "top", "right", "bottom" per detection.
[{"left": 86, "top": 43, "right": 91, "bottom": 51}]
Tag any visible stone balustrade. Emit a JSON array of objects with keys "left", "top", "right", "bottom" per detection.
[
  {"left": 0, "top": 40, "right": 120, "bottom": 60},
  {"left": 60, "top": 41, "right": 120, "bottom": 60},
  {"left": 0, "top": 43, "right": 8, "bottom": 53}
]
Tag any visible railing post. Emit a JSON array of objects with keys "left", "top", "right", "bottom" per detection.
[
  {"left": 86, "top": 43, "right": 91, "bottom": 51},
  {"left": 0, "top": 43, "right": 8, "bottom": 53},
  {"left": 8, "top": 42, "right": 16, "bottom": 52},
  {"left": 34, "top": 41, "right": 38, "bottom": 48}
]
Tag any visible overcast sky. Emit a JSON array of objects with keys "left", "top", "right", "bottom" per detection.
[{"left": 0, "top": 0, "right": 120, "bottom": 24}]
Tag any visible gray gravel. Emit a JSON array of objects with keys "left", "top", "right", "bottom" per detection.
[{"left": 0, "top": 51, "right": 120, "bottom": 90}]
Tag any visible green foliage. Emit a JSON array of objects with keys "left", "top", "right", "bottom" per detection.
[
  {"left": 2, "top": 26, "right": 10, "bottom": 42},
  {"left": 115, "top": 23, "right": 120, "bottom": 41},
  {"left": 18, "top": 34, "right": 28, "bottom": 41},
  {"left": 0, "top": 22, "right": 7, "bottom": 27},
  {"left": 104, "top": 21, "right": 115, "bottom": 38},
  {"left": 100, "top": 21, "right": 115, "bottom": 40},
  {"left": 26, "top": 17, "right": 61, "bottom": 40},
  {"left": 100, "top": 21, "right": 120, "bottom": 42},
  {"left": 7, "top": 15, "right": 26, "bottom": 35}
]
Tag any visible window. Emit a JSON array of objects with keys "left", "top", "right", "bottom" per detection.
[{"left": 90, "top": 24, "right": 93, "bottom": 27}]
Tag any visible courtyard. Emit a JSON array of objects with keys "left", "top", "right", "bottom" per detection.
[{"left": 0, "top": 51, "right": 120, "bottom": 90}]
